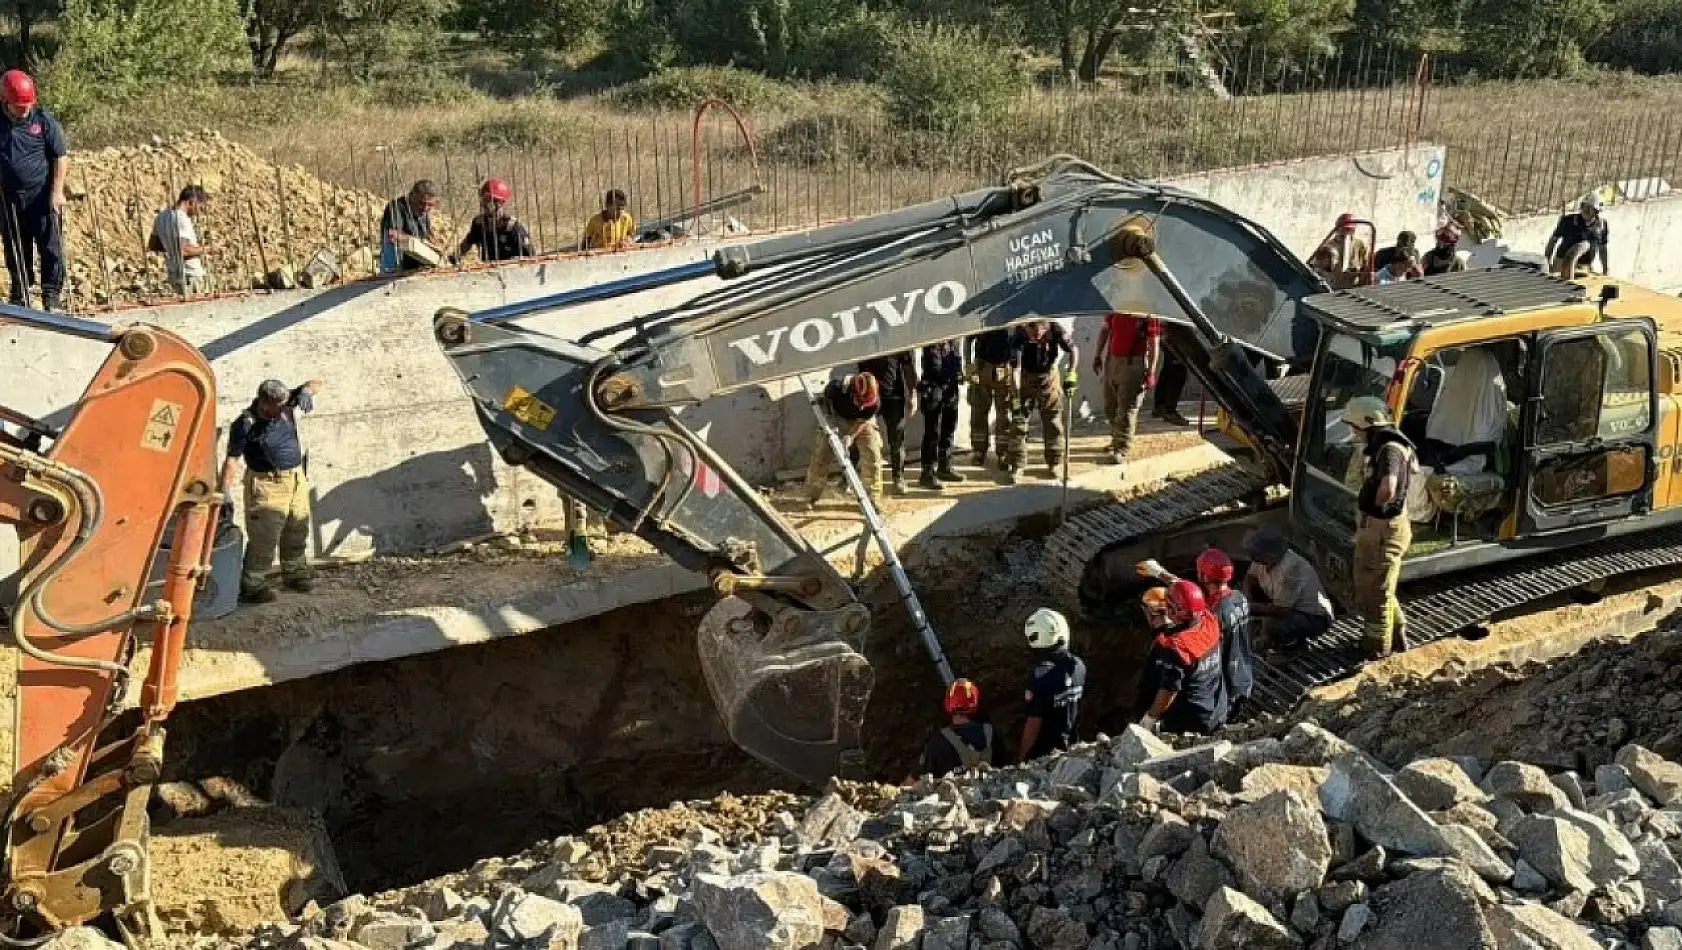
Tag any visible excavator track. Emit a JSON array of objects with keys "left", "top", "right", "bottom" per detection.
[
  {"left": 1250, "top": 522, "right": 1682, "bottom": 715},
  {"left": 1043, "top": 462, "right": 1271, "bottom": 615}
]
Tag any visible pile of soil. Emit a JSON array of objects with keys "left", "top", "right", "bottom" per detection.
[{"left": 41, "top": 131, "right": 457, "bottom": 308}]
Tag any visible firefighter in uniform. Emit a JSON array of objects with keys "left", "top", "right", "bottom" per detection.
[
  {"left": 1134, "top": 579, "right": 1229, "bottom": 735},
  {"left": 1017, "top": 608, "right": 1086, "bottom": 762},
  {"left": 1011, "top": 321, "right": 1079, "bottom": 480},
  {"left": 918, "top": 678, "right": 1001, "bottom": 777},
  {"left": 1345, "top": 396, "right": 1416, "bottom": 659},
  {"left": 1139, "top": 551, "right": 1254, "bottom": 719},
  {"left": 965, "top": 327, "right": 1020, "bottom": 473}
]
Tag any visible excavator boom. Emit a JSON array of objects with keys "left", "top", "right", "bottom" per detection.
[
  {"left": 0, "top": 308, "right": 220, "bottom": 938},
  {"left": 436, "top": 156, "right": 1325, "bottom": 783}
]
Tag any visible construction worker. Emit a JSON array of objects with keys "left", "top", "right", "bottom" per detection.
[
  {"left": 380, "top": 180, "right": 441, "bottom": 274},
  {"left": 965, "top": 327, "right": 1021, "bottom": 476},
  {"left": 1093, "top": 311, "right": 1160, "bottom": 468},
  {"left": 1373, "top": 231, "right": 1419, "bottom": 275},
  {"left": 582, "top": 188, "right": 635, "bottom": 250},
  {"left": 805, "top": 372, "right": 883, "bottom": 507},
  {"left": 1011, "top": 320, "right": 1079, "bottom": 480},
  {"left": 1138, "top": 550, "right": 1253, "bottom": 718},
  {"left": 1151, "top": 351, "right": 1191, "bottom": 427},
  {"left": 1018, "top": 607, "right": 1086, "bottom": 762},
  {"left": 220, "top": 379, "right": 323, "bottom": 604},
  {"left": 455, "top": 178, "right": 535, "bottom": 264},
  {"left": 1317, "top": 213, "right": 1371, "bottom": 288},
  {"left": 917, "top": 339, "right": 966, "bottom": 491},
  {"left": 1376, "top": 246, "right": 1422, "bottom": 285},
  {"left": 918, "top": 679, "right": 1002, "bottom": 776},
  {"left": 1422, "top": 225, "right": 1466, "bottom": 276},
  {"left": 1242, "top": 526, "right": 1334, "bottom": 651},
  {"left": 1546, "top": 194, "right": 1610, "bottom": 278},
  {"left": 149, "top": 185, "right": 216, "bottom": 296},
  {"left": 1134, "top": 579, "right": 1229, "bottom": 735},
  {"left": 0, "top": 70, "right": 66, "bottom": 311},
  {"left": 859, "top": 351, "right": 917, "bottom": 495},
  {"left": 1345, "top": 396, "right": 1417, "bottom": 659}
]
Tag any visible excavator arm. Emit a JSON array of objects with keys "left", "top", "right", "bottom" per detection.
[
  {"left": 435, "top": 156, "right": 1324, "bottom": 784},
  {"left": 0, "top": 308, "right": 220, "bottom": 939}
]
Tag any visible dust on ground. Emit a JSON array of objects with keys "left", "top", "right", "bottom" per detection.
[{"left": 148, "top": 805, "right": 342, "bottom": 937}]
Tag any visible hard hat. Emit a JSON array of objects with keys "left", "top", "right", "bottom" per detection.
[
  {"left": 1167, "top": 579, "right": 1206, "bottom": 620},
  {"left": 1341, "top": 395, "right": 1392, "bottom": 430},
  {"left": 849, "top": 373, "right": 880, "bottom": 409},
  {"left": 1195, "top": 548, "right": 1234, "bottom": 584},
  {"left": 1024, "top": 607, "right": 1071, "bottom": 650},
  {"left": 1435, "top": 224, "right": 1462, "bottom": 246},
  {"left": 1580, "top": 193, "right": 1603, "bottom": 212},
  {"left": 2, "top": 70, "right": 36, "bottom": 109},
  {"left": 1336, "top": 213, "right": 1358, "bottom": 230},
  {"left": 481, "top": 178, "right": 512, "bottom": 203},
  {"left": 943, "top": 678, "right": 981, "bottom": 716}
]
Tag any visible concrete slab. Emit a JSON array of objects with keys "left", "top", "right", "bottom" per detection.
[{"left": 140, "top": 428, "right": 1235, "bottom": 704}]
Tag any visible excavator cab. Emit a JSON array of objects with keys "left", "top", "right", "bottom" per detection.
[{"left": 1288, "top": 269, "right": 1662, "bottom": 603}]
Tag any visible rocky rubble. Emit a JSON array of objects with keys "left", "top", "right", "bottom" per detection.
[{"left": 87, "top": 724, "right": 1682, "bottom": 950}]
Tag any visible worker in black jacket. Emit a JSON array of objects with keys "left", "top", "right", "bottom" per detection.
[
  {"left": 859, "top": 351, "right": 918, "bottom": 495},
  {"left": 918, "top": 679, "right": 1002, "bottom": 776},
  {"left": 917, "top": 339, "right": 966, "bottom": 492}
]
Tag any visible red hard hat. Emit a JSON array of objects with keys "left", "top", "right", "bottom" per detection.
[
  {"left": 944, "top": 678, "right": 981, "bottom": 716},
  {"left": 1435, "top": 224, "right": 1462, "bottom": 245},
  {"left": 1195, "top": 548, "right": 1234, "bottom": 584},
  {"left": 1167, "top": 579, "right": 1207, "bottom": 619},
  {"left": 481, "top": 178, "right": 512, "bottom": 203},
  {"left": 1336, "top": 213, "right": 1358, "bottom": 230},
  {"left": 2, "top": 70, "right": 36, "bottom": 109}
]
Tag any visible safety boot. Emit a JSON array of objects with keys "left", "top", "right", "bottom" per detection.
[
  {"left": 918, "top": 468, "right": 945, "bottom": 492},
  {"left": 285, "top": 576, "right": 315, "bottom": 593},
  {"left": 972, "top": 447, "right": 988, "bottom": 467},
  {"left": 1000, "top": 464, "right": 1019, "bottom": 486},
  {"left": 1100, "top": 447, "right": 1126, "bottom": 466},
  {"left": 240, "top": 586, "right": 278, "bottom": 605},
  {"left": 890, "top": 470, "right": 908, "bottom": 495},
  {"left": 935, "top": 461, "right": 965, "bottom": 483}
]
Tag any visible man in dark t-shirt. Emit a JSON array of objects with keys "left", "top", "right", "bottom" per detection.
[
  {"left": 1133, "top": 579, "right": 1229, "bottom": 735},
  {"left": 220, "top": 378, "right": 322, "bottom": 603},
  {"left": 0, "top": 70, "right": 67, "bottom": 310},
  {"left": 1018, "top": 607, "right": 1086, "bottom": 761},
  {"left": 918, "top": 678, "right": 1003, "bottom": 776}
]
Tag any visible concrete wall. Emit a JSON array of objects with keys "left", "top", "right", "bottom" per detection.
[
  {"left": 0, "top": 145, "right": 1448, "bottom": 560},
  {"left": 1505, "top": 192, "right": 1682, "bottom": 292}
]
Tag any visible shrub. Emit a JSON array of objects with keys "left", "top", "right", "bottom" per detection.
[
  {"left": 50, "top": 0, "right": 247, "bottom": 119},
  {"left": 417, "top": 107, "right": 571, "bottom": 151},
  {"left": 1589, "top": 0, "right": 1682, "bottom": 72},
  {"left": 371, "top": 72, "right": 484, "bottom": 109},
  {"left": 880, "top": 24, "right": 1026, "bottom": 133},
  {"left": 792, "top": 9, "right": 900, "bottom": 81},
  {"left": 608, "top": 66, "right": 810, "bottom": 111},
  {"left": 1461, "top": 0, "right": 1609, "bottom": 78}
]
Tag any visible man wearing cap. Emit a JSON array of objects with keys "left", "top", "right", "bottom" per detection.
[
  {"left": 1546, "top": 195, "right": 1610, "bottom": 278},
  {"left": 220, "top": 378, "right": 324, "bottom": 604},
  {"left": 0, "top": 69, "right": 67, "bottom": 311},
  {"left": 918, "top": 678, "right": 1002, "bottom": 777},
  {"left": 1316, "top": 213, "right": 1371, "bottom": 288},
  {"left": 150, "top": 185, "right": 216, "bottom": 295},
  {"left": 1242, "top": 526, "right": 1335, "bottom": 651},
  {"left": 455, "top": 178, "right": 534, "bottom": 264}
]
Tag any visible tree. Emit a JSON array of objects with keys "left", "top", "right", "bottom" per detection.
[
  {"left": 1461, "top": 0, "right": 1607, "bottom": 77},
  {"left": 244, "top": 0, "right": 328, "bottom": 76},
  {"left": 53, "top": 0, "right": 246, "bottom": 92},
  {"left": 1589, "top": 0, "right": 1682, "bottom": 72},
  {"left": 0, "top": 0, "right": 65, "bottom": 66},
  {"left": 317, "top": 0, "right": 452, "bottom": 79},
  {"left": 453, "top": 0, "right": 607, "bottom": 53}
]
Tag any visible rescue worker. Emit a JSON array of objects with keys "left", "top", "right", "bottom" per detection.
[
  {"left": 1138, "top": 551, "right": 1254, "bottom": 719},
  {"left": 149, "top": 184, "right": 216, "bottom": 296},
  {"left": 1345, "top": 396, "right": 1416, "bottom": 659},
  {"left": 220, "top": 378, "right": 323, "bottom": 604},
  {"left": 0, "top": 70, "right": 67, "bottom": 311},
  {"left": 1376, "top": 246, "right": 1421, "bottom": 285},
  {"left": 1135, "top": 580, "right": 1229, "bottom": 735},
  {"left": 1093, "top": 311, "right": 1160, "bottom": 468},
  {"left": 582, "top": 188, "right": 635, "bottom": 250},
  {"left": 1422, "top": 225, "right": 1466, "bottom": 276},
  {"left": 1242, "top": 527, "right": 1334, "bottom": 651},
  {"left": 1011, "top": 320, "right": 1079, "bottom": 480},
  {"left": 917, "top": 339, "right": 966, "bottom": 492},
  {"left": 918, "top": 678, "right": 1002, "bottom": 776},
  {"left": 805, "top": 372, "right": 884, "bottom": 508},
  {"left": 859, "top": 351, "right": 918, "bottom": 495},
  {"left": 1151, "top": 352, "right": 1191, "bottom": 427},
  {"left": 1546, "top": 194, "right": 1610, "bottom": 278},
  {"left": 1317, "top": 212, "right": 1371, "bottom": 287},
  {"left": 380, "top": 180, "right": 441, "bottom": 274},
  {"left": 455, "top": 178, "right": 535, "bottom": 264},
  {"left": 1373, "top": 231, "right": 1419, "bottom": 275},
  {"left": 965, "top": 327, "right": 1020, "bottom": 475},
  {"left": 1018, "top": 607, "right": 1086, "bottom": 762}
]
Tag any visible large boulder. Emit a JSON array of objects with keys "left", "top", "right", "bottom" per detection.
[
  {"left": 1483, "top": 903, "right": 1601, "bottom": 950},
  {"left": 1239, "top": 765, "right": 1329, "bottom": 804},
  {"left": 1637, "top": 836, "right": 1682, "bottom": 903},
  {"left": 873, "top": 905, "right": 924, "bottom": 950},
  {"left": 1110, "top": 725, "right": 1173, "bottom": 768},
  {"left": 1166, "top": 834, "right": 1234, "bottom": 908},
  {"left": 1618, "top": 746, "right": 1682, "bottom": 807},
  {"left": 1320, "top": 755, "right": 1447, "bottom": 856},
  {"left": 491, "top": 892, "right": 585, "bottom": 948},
  {"left": 1354, "top": 867, "right": 1499, "bottom": 950},
  {"left": 1483, "top": 763, "right": 1571, "bottom": 813},
  {"left": 1199, "top": 887, "right": 1300, "bottom": 950},
  {"left": 1397, "top": 759, "right": 1489, "bottom": 812},
  {"left": 1506, "top": 811, "right": 1638, "bottom": 893},
  {"left": 692, "top": 873, "right": 828, "bottom": 950},
  {"left": 1211, "top": 790, "right": 1332, "bottom": 903}
]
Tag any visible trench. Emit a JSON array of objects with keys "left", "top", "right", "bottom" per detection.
[{"left": 155, "top": 529, "right": 1157, "bottom": 895}]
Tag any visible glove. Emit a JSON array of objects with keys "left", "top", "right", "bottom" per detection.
[
  {"left": 1135, "top": 559, "right": 1166, "bottom": 579},
  {"left": 1062, "top": 370, "right": 1078, "bottom": 394},
  {"left": 1139, "top": 715, "right": 1160, "bottom": 734}
]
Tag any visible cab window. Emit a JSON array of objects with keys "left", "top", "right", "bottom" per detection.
[
  {"left": 1303, "top": 333, "right": 1410, "bottom": 489},
  {"left": 1534, "top": 329, "right": 1651, "bottom": 446}
]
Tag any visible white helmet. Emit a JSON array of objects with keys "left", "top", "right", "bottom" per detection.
[
  {"left": 1025, "top": 607, "right": 1071, "bottom": 650},
  {"left": 1580, "top": 193, "right": 1603, "bottom": 213},
  {"left": 1341, "top": 395, "right": 1392, "bottom": 431}
]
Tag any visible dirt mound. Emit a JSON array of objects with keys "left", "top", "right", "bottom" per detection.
[{"left": 48, "top": 131, "right": 456, "bottom": 308}]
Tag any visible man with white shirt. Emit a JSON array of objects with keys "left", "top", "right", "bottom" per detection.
[
  {"left": 1242, "top": 527, "right": 1335, "bottom": 651},
  {"left": 150, "top": 185, "right": 215, "bottom": 295}
]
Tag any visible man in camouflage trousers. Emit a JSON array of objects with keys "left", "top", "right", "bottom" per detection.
[
  {"left": 965, "top": 327, "right": 1022, "bottom": 479},
  {"left": 220, "top": 378, "right": 322, "bottom": 604},
  {"left": 1011, "top": 321, "right": 1080, "bottom": 480}
]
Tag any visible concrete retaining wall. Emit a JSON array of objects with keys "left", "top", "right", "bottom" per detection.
[{"left": 1, "top": 145, "right": 1447, "bottom": 560}]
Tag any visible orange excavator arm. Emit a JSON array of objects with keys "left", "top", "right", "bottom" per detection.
[{"left": 0, "top": 308, "right": 218, "bottom": 940}]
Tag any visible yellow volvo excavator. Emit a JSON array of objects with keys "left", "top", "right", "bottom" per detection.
[{"left": 431, "top": 153, "right": 1682, "bottom": 781}]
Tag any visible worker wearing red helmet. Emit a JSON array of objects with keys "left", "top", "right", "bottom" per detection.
[
  {"left": 1141, "top": 551, "right": 1254, "bottom": 718},
  {"left": 1422, "top": 225, "right": 1466, "bottom": 276},
  {"left": 1131, "top": 572, "right": 1229, "bottom": 735},
  {"left": 917, "top": 678, "right": 1002, "bottom": 777},
  {"left": 454, "top": 177, "right": 535, "bottom": 265},
  {"left": 0, "top": 69, "right": 68, "bottom": 311},
  {"left": 1315, "top": 212, "right": 1372, "bottom": 288}
]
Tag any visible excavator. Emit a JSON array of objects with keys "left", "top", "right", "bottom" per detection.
[
  {"left": 0, "top": 309, "right": 220, "bottom": 942},
  {"left": 435, "top": 153, "right": 1682, "bottom": 785}
]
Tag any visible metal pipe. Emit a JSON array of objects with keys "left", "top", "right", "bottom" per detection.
[
  {"left": 0, "top": 304, "right": 119, "bottom": 342},
  {"left": 470, "top": 258, "right": 715, "bottom": 325}
]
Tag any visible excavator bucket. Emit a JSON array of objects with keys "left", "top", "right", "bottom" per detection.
[{"left": 695, "top": 596, "right": 874, "bottom": 785}]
